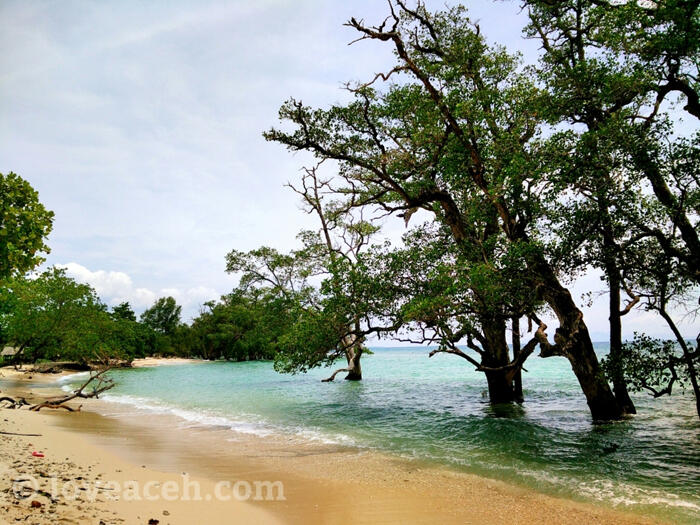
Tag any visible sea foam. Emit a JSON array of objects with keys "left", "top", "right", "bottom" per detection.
[{"left": 100, "top": 393, "right": 356, "bottom": 447}]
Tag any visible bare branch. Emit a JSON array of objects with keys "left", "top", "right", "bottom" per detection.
[{"left": 30, "top": 367, "right": 115, "bottom": 412}]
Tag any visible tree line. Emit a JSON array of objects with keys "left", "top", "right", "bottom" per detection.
[{"left": 0, "top": 264, "right": 298, "bottom": 365}]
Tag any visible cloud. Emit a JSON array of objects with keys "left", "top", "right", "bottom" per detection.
[{"left": 59, "top": 262, "right": 218, "bottom": 320}]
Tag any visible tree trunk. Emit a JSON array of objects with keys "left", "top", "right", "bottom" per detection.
[
  {"left": 564, "top": 321, "right": 622, "bottom": 420},
  {"left": 593, "top": 180, "right": 636, "bottom": 415},
  {"left": 608, "top": 271, "right": 636, "bottom": 415},
  {"left": 511, "top": 317, "right": 524, "bottom": 403},
  {"left": 676, "top": 339, "right": 699, "bottom": 419},
  {"left": 532, "top": 253, "right": 622, "bottom": 420},
  {"left": 344, "top": 345, "right": 362, "bottom": 381},
  {"left": 481, "top": 318, "right": 517, "bottom": 403},
  {"left": 484, "top": 370, "right": 517, "bottom": 403},
  {"left": 322, "top": 334, "right": 363, "bottom": 382}
]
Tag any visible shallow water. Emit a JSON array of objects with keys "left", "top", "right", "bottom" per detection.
[{"left": 68, "top": 346, "right": 700, "bottom": 523}]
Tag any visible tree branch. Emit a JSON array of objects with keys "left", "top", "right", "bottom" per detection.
[{"left": 30, "top": 368, "right": 115, "bottom": 412}]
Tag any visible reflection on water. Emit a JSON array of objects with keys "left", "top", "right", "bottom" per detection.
[{"left": 483, "top": 402, "right": 527, "bottom": 419}]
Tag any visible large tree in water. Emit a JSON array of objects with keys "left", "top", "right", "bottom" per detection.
[
  {"left": 523, "top": 0, "right": 699, "bottom": 415},
  {"left": 325, "top": 221, "right": 544, "bottom": 403},
  {"left": 226, "top": 166, "right": 385, "bottom": 382},
  {"left": 266, "top": 2, "right": 624, "bottom": 419}
]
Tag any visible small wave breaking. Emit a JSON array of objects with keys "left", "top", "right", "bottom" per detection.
[{"left": 100, "top": 393, "right": 358, "bottom": 447}]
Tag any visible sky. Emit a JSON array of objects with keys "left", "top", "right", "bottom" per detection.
[{"left": 1, "top": 0, "right": 697, "bottom": 342}]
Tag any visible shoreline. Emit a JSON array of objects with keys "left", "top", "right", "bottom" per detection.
[
  {"left": 1, "top": 369, "right": 666, "bottom": 524},
  {"left": 130, "top": 357, "right": 206, "bottom": 368}
]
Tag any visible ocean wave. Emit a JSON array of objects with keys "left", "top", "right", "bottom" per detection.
[
  {"left": 100, "top": 393, "right": 357, "bottom": 447},
  {"left": 577, "top": 479, "right": 700, "bottom": 511},
  {"left": 56, "top": 371, "right": 90, "bottom": 384},
  {"left": 57, "top": 372, "right": 91, "bottom": 392},
  {"left": 516, "top": 468, "right": 700, "bottom": 513}
]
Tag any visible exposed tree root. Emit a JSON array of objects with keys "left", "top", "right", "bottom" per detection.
[
  {"left": 322, "top": 365, "right": 355, "bottom": 382},
  {"left": 30, "top": 403, "right": 83, "bottom": 412}
]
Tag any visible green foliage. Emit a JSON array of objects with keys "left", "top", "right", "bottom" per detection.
[
  {"left": 225, "top": 246, "right": 318, "bottom": 304},
  {"left": 0, "top": 172, "right": 54, "bottom": 280},
  {"left": 602, "top": 333, "right": 697, "bottom": 397},
  {"left": 140, "top": 296, "right": 182, "bottom": 336},
  {"left": 0, "top": 268, "right": 141, "bottom": 364},
  {"left": 275, "top": 307, "right": 347, "bottom": 374},
  {"left": 106, "top": 317, "right": 158, "bottom": 360},
  {"left": 188, "top": 289, "right": 300, "bottom": 362},
  {"left": 524, "top": 0, "right": 700, "bottom": 282},
  {"left": 111, "top": 302, "right": 137, "bottom": 322}
]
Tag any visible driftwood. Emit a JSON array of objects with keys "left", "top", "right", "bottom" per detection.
[
  {"left": 29, "top": 367, "right": 115, "bottom": 412},
  {"left": 0, "top": 396, "right": 31, "bottom": 409},
  {"left": 31, "top": 362, "right": 92, "bottom": 374},
  {"left": 0, "top": 431, "right": 42, "bottom": 436}
]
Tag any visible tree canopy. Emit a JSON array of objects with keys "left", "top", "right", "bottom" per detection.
[
  {"left": 140, "top": 296, "right": 182, "bottom": 336},
  {"left": 0, "top": 172, "right": 54, "bottom": 280}
]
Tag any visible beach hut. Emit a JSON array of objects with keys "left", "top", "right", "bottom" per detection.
[
  {"left": 1, "top": 346, "right": 19, "bottom": 357},
  {"left": 1, "top": 346, "right": 20, "bottom": 363}
]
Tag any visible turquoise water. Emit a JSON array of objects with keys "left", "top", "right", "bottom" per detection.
[{"left": 71, "top": 347, "right": 700, "bottom": 523}]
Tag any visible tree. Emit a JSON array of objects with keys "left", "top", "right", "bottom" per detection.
[
  {"left": 111, "top": 302, "right": 136, "bottom": 322},
  {"left": 60, "top": 305, "right": 132, "bottom": 364},
  {"left": 603, "top": 332, "right": 699, "bottom": 419},
  {"left": 225, "top": 244, "right": 326, "bottom": 364},
  {"left": 286, "top": 166, "right": 383, "bottom": 381},
  {"left": 603, "top": 232, "right": 700, "bottom": 417},
  {"left": 265, "top": 2, "right": 621, "bottom": 418},
  {"left": 0, "top": 172, "right": 54, "bottom": 280},
  {"left": 534, "top": 121, "right": 646, "bottom": 414},
  {"left": 100, "top": 315, "right": 157, "bottom": 362},
  {"left": 227, "top": 166, "right": 389, "bottom": 381},
  {"left": 339, "top": 223, "right": 544, "bottom": 400},
  {"left": 523, "top": 0, "right": 699, "bottom": 414},
  {"left": 189, "top": 289, "right": 299, "bottom": 362},
  {"left": 140, "top": 296, "right": 181, "bottom": 336},
  {"left": 0, "top": 268, "right": 128, "bottom": 365}
]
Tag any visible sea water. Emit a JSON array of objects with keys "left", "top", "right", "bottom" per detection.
[{"left": 68, "top": 346, "right": 700, "bottom": 523}]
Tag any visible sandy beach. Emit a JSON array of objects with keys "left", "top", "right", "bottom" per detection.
[
  {"left": 130, "top": 357, "right": 205, "bottom": 368},
  {"left": 0, "top": 367, "right": 664, "bottom": 525}
]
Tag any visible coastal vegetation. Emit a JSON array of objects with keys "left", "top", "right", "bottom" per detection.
[{"left": 1, "top": 1, "right": 698, "bottom": 422}]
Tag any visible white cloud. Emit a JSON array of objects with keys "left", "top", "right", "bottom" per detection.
[{"left": 59, "top": 262, "right": 218, "bottom": 320}]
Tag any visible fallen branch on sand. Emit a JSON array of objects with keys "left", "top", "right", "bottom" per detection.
[
  {"left": 29, "top": 367, "right": 115, "bottom": 412},
  {"left": 0, "top": 396, "right": 31, "bottom": 409},
  {"left": 0, "top": 431, "right": 42, "bottom": 436}
]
